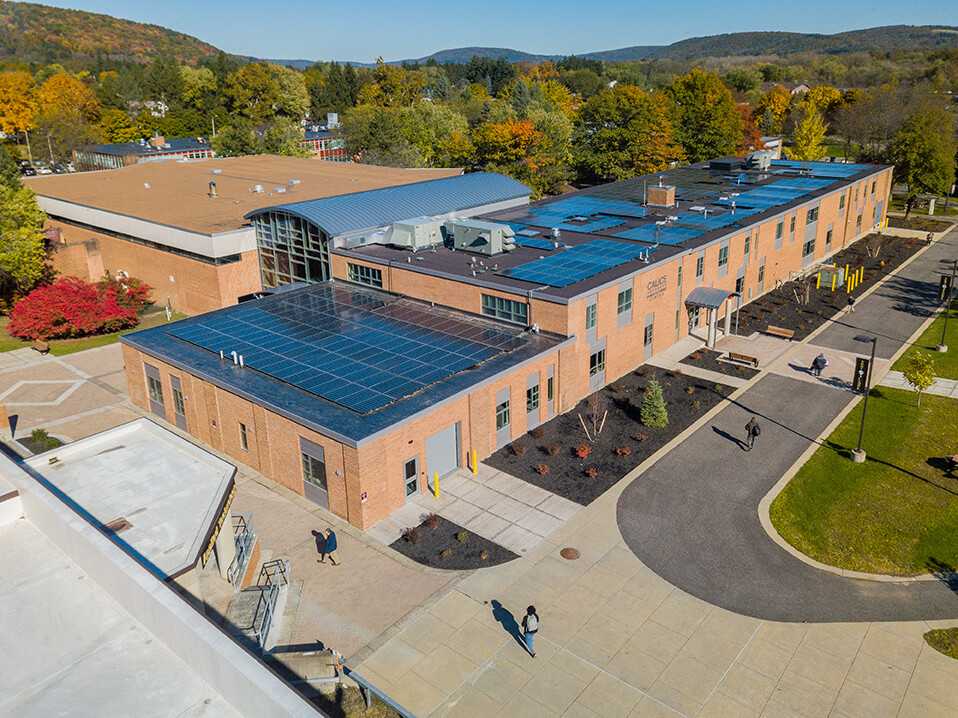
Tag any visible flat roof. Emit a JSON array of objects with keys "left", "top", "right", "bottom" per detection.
[
  {"left": 24, "top": 155, "right": 462, "bottom": 235},
  {"left": 0, "top": 519, "right": 242, "bottom": 717},
  {"left": 340, "top": 158, "right": 889, "bottom": 302},
  {"left": 25, "top": 419, "right": 235, "bottom": 579},
  {"left": 121, "top": 281, "right": 565, "bottom": 446},
  {"left": 79, "top": 136, "right": 211, "bottom": 157}
]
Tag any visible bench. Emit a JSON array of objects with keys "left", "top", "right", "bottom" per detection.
[
  {"left": 31, "top": 340, "right": 50, "bottom": 354},
  {"left": 765, "top": 325, "right": 795, "bottom": 341},
  {"left": 727, "top": 351, "right": 759, "bottom": 368}
]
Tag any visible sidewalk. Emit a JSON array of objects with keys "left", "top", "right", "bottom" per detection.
[{"left": 880, "top": 370, "right": 958, "bottom": 398}]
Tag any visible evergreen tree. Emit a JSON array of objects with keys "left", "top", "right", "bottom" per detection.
[{"left": 640, "top": 379, "right": 669, "bottom": 428}]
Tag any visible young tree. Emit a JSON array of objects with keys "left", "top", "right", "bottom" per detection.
[
  {"left": 789, "top": 106, "right": 827, "bottom": 161},
  {"left": 902, "top": 351, "right": 936, "bottom": 407},
  {"left": 0, "top": 184, "right": 47, "bottom": 297},
  {"left": 261, "top": 120, "right": 310, "bottom": 157},
  {"left": 0, "top": 71, "right": 39, "bottom": 135},
  {"left": 892, "top": 108, "right": 957, "bottom": 218},
  {"left": 211, "top": 119, "right": 260, "bottom": 158},
  {"left": 640, "top": 378, "right": 669, "bottom": 428},
  {"left": 573, "top": 85, "right": 685, "bottom": 183},
  {"left": 667, "top": 69, "right": 743, "bottom": 163}
]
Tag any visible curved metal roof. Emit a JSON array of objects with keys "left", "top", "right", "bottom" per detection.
[
  {"left": 684, "top": 286, "right": 741, "bottom": 309},
  {"left": 245, "top": 172, "right": 531, "bottom": 237}
]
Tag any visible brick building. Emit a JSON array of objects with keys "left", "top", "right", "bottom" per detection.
[
  {"left": 26, "top": 156, "right": 462, "bottom": 315},
  {"left": 121, "top": 156, "right": 891, "bottom": 531}
]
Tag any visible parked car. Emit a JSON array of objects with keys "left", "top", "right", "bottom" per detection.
[
  {"left": 20, "top": 166, "right": 36, "bottom": 176},
  {"left": 51, "top": 164, "right": 67, "bottom": 174},
  {"left": 16, "top": 159, "right": 31, "bottom": 168},
  {"left": 35, "top": 166, "right": 53, "bottom": 175}
]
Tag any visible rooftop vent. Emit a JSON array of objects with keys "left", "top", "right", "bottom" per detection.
[
  {"left": 273, "top": 187, "right": 286, "bottom": 193},
  {"left": 210, "top": 169, "right": 221, "bottom": 174},
  {"left": 288, "top": 179, "right": 300, "bottom": 185},
  {"left": 252, "top": 185, "right": 264, "bottom": 193}
]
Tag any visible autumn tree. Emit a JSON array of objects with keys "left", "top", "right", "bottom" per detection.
[
  {"left": 356, "top": 59, "right": 426, "bottom": 108},
  {"left": 891, "top": 107, "right": 957, "bottom": 218},
  {"left": 98, "top": 109, "right": 141, "bottom": 143},
  {"left": 341, "top": 105, "right": 423, "bottom": 167},
  {"left": 40, "top": 73, "right": 99, "bottom": 120},
  {"left": 755, "top": 85, "right": 792, "bottom": 135},
  {"left": 805, "top": 85, "right": 842, "bottom": 118},
  {"left": 0, "top": 183, "right": 47, "bottom": 298},
  {"left": 902, "top": 352, "right": 936, "bottom": 407},
  {"left": 572, "top": 85, "right": 685, "bottom": 183},
  {"left": 0, "top": 71, "right": 39, "bottom": 135},
  {"left": 789, "top": 106, "right": 827, "bottom": 161},
  {"left": 667, "top": 69, "right": 743, "bottom": 163},
  {"left": 737, "top": 104, "right": 766, "bottom": 154},
  {"left": 400, "top": 101, "right": 469, "bottom": 166},
  {"left": 261, "top": 119, "right": 310, "bottom": 157}
]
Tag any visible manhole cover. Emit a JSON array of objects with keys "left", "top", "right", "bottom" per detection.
[{"left": 560, "top": 547, "right": 580, "bottom": 560}]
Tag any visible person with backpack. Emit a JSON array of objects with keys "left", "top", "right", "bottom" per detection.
[
  {"left": 845, "top": 295, "right": 856, "bottom": 314},
  {"left": 521, "top": 605, "right": 539, "bottom": 657},
  {"left": 811, "top": 353, "right": 828, "bottom": 377},
  {"left": 745, "top": 417, "right": 760, "bottom": 451}
]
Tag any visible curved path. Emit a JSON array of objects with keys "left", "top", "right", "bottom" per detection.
[{"left": 618, "top": 228, "right": 958, "bottom": 622}]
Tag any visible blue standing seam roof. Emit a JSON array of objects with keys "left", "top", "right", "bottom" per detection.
[
  {"left": 245, "top": 172, "right": 532, "bottom": 238},
  {"left": 499, "top": 239, "right": 652, "bottom": 287},
  {"left": 79, "top": 137, "right": 211, "bottom": 157}
]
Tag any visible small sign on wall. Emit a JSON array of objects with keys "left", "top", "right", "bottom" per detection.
[{"left": 361, "top": 491, "right": 367, "bottom": 503}]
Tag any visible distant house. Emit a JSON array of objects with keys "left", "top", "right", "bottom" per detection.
[
  {"left": 301, "top": 125, "right": 348, "bottom": 162},
  {"left": 759, "top": 82, "right": 810, "bottom": 96}
]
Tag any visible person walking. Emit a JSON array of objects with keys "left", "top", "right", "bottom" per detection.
[
  {"left": 745, "top": 417, "right": 760, "bottom": 451},
  {"left": 521, "top": 605, "right": 539, "bottom": 657},
  {"left": 319, "top": 527, "right": 339, "bottom": 565},
  {"left": 811, "top": 353, "right": 828, "bottom": 377},
  {"left": 846, "top": 295, "right": 856, "bottom": 314}
]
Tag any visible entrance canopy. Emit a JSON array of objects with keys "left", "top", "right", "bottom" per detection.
[{"left": 684, "top": 287, "right": 741, "bottom": 309}]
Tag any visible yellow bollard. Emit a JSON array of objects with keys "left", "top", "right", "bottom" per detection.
[
  {"left": 859, "top": 266, "right": 864, "bottom": 284},
  {"left": 433, "top": 472, "right": 439, "bottom": 498},
  {"left": 471, "top": 449, "right": 477, "bottom": 475},
  {"left": 816, "top": 273, "right": 821, "bottom": 289},
  {"left": 831, "top": 275, "right": 836, "bottom": 291}
]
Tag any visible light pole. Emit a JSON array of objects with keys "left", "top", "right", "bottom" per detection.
[
  {"left": 851, "top": 334, "right": 877, "bottom": 463},
  {"left": 937, "top": 258, "right": 957, "bottom": 353}
]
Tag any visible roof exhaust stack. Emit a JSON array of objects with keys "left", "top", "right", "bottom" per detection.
[
  {"left": 208, "top": 181, "right": 217, "bottom": 198},
  {"left": 239, "top": 355, "right": 244, "bottom": 367},
  {"left": 230, "top": 351, "right": 238, "bottom": 365}
]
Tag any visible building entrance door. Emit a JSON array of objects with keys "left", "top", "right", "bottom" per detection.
[
  {"left": 426, "top": 423, "right": 460, "bottom": 491},
  {"left": 404, "top": 457, "right": 419, "bottom": 501},
  {"left": 301, "top": 438, "right": 329, "bottom": 511}
]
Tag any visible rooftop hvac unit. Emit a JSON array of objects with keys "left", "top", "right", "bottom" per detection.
[
  {"left": 746, "top": 149, "right": 775, "bottom": 172},
  {"left": 252, "top": 185, "right": 264, "bottom": 193},
  {"left": 390, "top": 217, "right": 444, "bottom": 251},
  {"left": 447, "top": 219, "right": 515, "bottom": 256}
]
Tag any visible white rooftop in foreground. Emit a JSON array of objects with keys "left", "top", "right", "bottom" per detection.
[
  {"left": 0, "top": 519, "right": 241, "bottom": 718},
  {"left": 25, "top": 419, "right": 235, "bottom": 579}
]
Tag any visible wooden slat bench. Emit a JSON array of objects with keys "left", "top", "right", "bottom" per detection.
[
  {"left": 727, "top": 351, "right": 759, "bottom": 368},
  {"left": 31, "top": 340, "right": 50, "bottom": 354},
  {"left": 765, "top": 325, "right": 795, "bottom": 340}
]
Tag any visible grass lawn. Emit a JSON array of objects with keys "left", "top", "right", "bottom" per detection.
[
  {"left": 769, "top": 387, "right": 958, "bottom": 576},
  {"left": 925, "top": 628, "right": 958, "bottom": 661},
  {"left": 892, "top": 298, "right": 958, "bottom": 381},
  {"left": 0, "top": 310, "right": 187, "bottom": 357},
  {"left": 889, "top": 195, "right": 958, "bottom": 217}
]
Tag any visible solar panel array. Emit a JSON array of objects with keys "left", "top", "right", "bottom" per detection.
[
  {"left": 771, "top": 160, "right": 872, "bottom": 178},
  {"left": 169, "top": 285, "right": 525, "bottom": 414},
  {"left": 613, "top": 224, "right": 701, "bottom": 245},
  {"left": 513, "top": 236, "right": 565, "bottom": 250},
  {"left": 500, "top": 239, "right": 652, "bottom": 287}
]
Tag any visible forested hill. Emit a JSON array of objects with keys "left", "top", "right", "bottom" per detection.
[{"left": 0, "top": 0, "right": 222, "bottom": 64}]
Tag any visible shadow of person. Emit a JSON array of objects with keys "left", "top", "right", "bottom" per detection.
[
  {"left": 788, "top": 362, "right": 815, "bottom": 377},
  {"left": 490, "top": 599, "right": 525, "bottom": 648},
  {"left": 311, "top": 529, "right": 327, "bottom": 558},
  {"left": 712, "top": 425, "right": 747, "bottom": 450}
]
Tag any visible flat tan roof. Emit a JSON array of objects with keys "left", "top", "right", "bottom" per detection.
[{"left": 25, "top": 155, "right": 462, "bottom": 235}]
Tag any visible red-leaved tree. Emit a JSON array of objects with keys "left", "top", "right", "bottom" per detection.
[{"left": 8, "top": 275, "right": 151, "bottom": 341}]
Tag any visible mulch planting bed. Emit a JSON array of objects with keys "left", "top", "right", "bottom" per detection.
[
  {"left": 733, "top": 234, "right": 924, "bottom": 341},
  {"left": 17, "top": 436, "right": 64, "bottom": 455},
  {"left": 887, "top": 216, "right": 954, "bottom": 234},
  {"left": 486, "top": 367, "right": 734, "bottom": 506},
  {"left": 389, "top": 515, "right": 518, "bottom": 569},
  {"left": 679, "top": 348, "right": 760, "bottom": 379}
]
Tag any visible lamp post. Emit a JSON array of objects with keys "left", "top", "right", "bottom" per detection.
[
  {"left": 937, "top": 258, "right": 957, "bottom": 353},
  {"left": 851, "top": 334, "right": 877, "bottom": 463}
]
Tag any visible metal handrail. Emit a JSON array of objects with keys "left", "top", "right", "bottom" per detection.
[
  {"left": 252, "top": 559, "right": 289, "bottom": 651},
  {"left": 227, "top": 513, "right": 256, "bottom": 587}
]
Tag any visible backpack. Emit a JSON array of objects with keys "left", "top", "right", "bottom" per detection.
[
  {"left": 525, "top": 614, "right": 538, "bottom": 633},
  {"left": 752, "top": 425, "right": 761, "bottom": 437}
]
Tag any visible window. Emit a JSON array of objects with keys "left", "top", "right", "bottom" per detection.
[
  {"left": 840, "top": 193, "right": 846, "bottom": 211},
  {"left": 347, "top": 263, "right": 383, "bottom": 288},
  {"left": 826, "top": 229, "right": 833, "bottom": 249},
  {"left": 547, "top": 377, "right": 554, "bottom": 402},
  {"left": 589, "top": 349, "right": 605, "bottom": 376},
  {"left": 735, "top": 276, "right": 745, "bottom": 295},
  {"left": 482, "top": 294, "right": 528, "bottom": 325},
  {"left": 585, "top": 302, "right": 597, "bottom": 329},
  {"left": 302, "top": 452, "right": 327, "bottom": 491},
  {"left": 855, "top": 186, "right": 859, "bottom": 205},
  {"left": 239, "top": 422, "right": 249, "bottom": 451},
  {"left": 527, "top": 384, "right": 539, "bottom": 413},
  {"left": 775, "top": 220, "right": 783, "bottom": 240},
  {"left": 404, "top": 458, "right": 418, "bottom": 497},
  {"left": 644, "top": 323, "right": 653, "bottom": 347},
  {"left": 806, "top": 207, "right": 819, "bottom": 224},
  {"left": 718, "top": 246, "right": 729, "bottom": 268},
  {"left": 856, "top": 212, "right": 862, "bottom": 234},
  {"left": 743, "top": 232, "right": 751, "bottom": 257},
  {"left": 147, "top": 375, "right": 164, "bottom": 405},
  {"left": 496, "top": 401, "right": 510, "bottom": 430},
  {"left": 617, "top": 287, "right": 633, "bottom": 315},
  {"left": 789, "top": 215, "right": 795, "bottom": 234},
  {"left": 758, "top": 263, "right": 765, "bottom": 284},
  {"left": 696, "top": 256, "right": 704, "bottom": 279},
  {"left": 871, "top": 180, "right": 876, "bottom": 196},
  {"left": 677, "top": 264, "right": 682, "bottom": 286},
  {"left": 803, "top": 236, "right": 815, "bottom": 258},
  {"left": 171, "top": 386, "right": 185, "bottom": 416}
]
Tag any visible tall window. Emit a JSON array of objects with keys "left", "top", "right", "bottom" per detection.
[
  {"left": 585, "top": 302, "right": 597, "bottom": 329},
  {"left": 589, "top": 349, "right": 605, "bottom": 376},
  {"left": 302, "top": 452, "right": 327, "bottom": 491},
  {"left": 803, "top": 236, "right": 815, "bottom": 258},
  {"left": 547, "top": 377, "right": 553, "bottom": 402},
  {"left": 735, "top": 276, "right": 745, "bottom": 295},
  {"left": 743, "top": 232, "right": 751, "bottom": 257},
  {"left": 171, "top": 386, "right": 185, "bottom": 415},
  {"left": 496, "top": 400, "right": 510, "bottom": 430},
  {"left": 775, "top": 220, "right": 783, "bottom": 240},
  {"left": 617, "top": 288, "right": 633, "bottom": 315},
  {"left": 826, "top": 229, "right": 833, "bottom": 249},
  {"left": 527, "top": 384, "right": 539, "bottom": 413},
  {"left": 239, "top": 422, "right": 249, "bottom": 451},
  {"left": 347, "top": 263, "right": 383, "bottom": 288},
  {"left": 840, "top": 193, "right": 846, "bottom": 212},
  {"left": 789, "top": 215, "right": 796, "bottom": 234},
  {"left": 147, "top": 374, "right": 164, "bottom": 405},
  {"left": 677, "top": 264, "right": 683, "bottom": 286},
  {"left": 718, "top": 246, "right": 729, "bottom": 268},
  {"left": 871, "top": 180, "right": 876, "bottom": 196},
  {"left": 758, "top": 263, "right": 765, "bottom": 284},
  {"left": 482, "top": 294, "right": 528, "bottom": 325},
  {"left": 254, "top": 211, "right": 329, "bottom": 289},
  {"left": 806, "top": 207, "right": 819, "bottom": 223},
  {"left": 696, "top": 256, "right": 704, "bottom": 279},
  {"left": 643, "top": 323, "right": 653, "bottom": 347}
]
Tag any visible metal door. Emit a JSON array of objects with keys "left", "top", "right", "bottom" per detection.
[{"left": 426, "top": 423, "right": 460, "bottom": 487}]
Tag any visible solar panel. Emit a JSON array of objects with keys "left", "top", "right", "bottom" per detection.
[
  {"left": 614, "top": 224, "right": 700, "bottom": 245},
  {"left": 499, "top": 239, "right": 651, "bottom": 287},
  {"left": 514, "top": 236, "right": 564, "bottom": 250},
  {"left": 169, "top": 285, "right": 525, "bottom": 414}
]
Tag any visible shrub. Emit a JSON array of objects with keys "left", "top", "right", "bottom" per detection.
[
  {"left": 616, "top": 447, "right": 631, "bottom": 456},
  {"left": 692, "top": 400, "right": 701, "bottom": 408},
  {"left": 456, "top": 531, "right": 468, "bottom": 543},
  {"left": 441, "top": 549, "right": 452, "bottom": 558},
  {"left": 633, "top": 433, "right": 649, "bottom": 442},
  {"left": 422, "top": 513, "right": 440, "bottom": 530},
  {"left": 480, "top": 550, "right": 489, "bottom": 560},
  {"left": 401, "top": 527, "right": 420, "bottom": 544},
  {"left": 686, "top": 386, "right": 695, "bottom": 394},
  {"left": 8, "top": 275, "right": 151, "bottom": 341},
  {"left": 44, "top": 437, "right": 62, "bottom": 450},
  {"left": 585, "top": 467, "right": 598, "bottom": 478},
  {"left": 640, "top": 379, "right": 669, "bottom": 427},
  {"left": 574, "top": 443, "right": 592, "bottom": 459},
  {"left": 545, "top": 443, "right": 560, "bottom": 457},
  {"left": 30, "top": 428, "right": 49, "bottom": 443},
  {"left": 714, "top": 384, "right": 724, "bottom": 392},
  {"left": 535, "top": 463, "right": 550, "bottom": 475},
  {"left": 511, "top": 441, "right": 527, "bottom": 457},
  {"left": 97, "top": 272, "right": 151, "bottom": 312},
  {"left": 529, "top": 426, "right": 545, "bottom": 439}
]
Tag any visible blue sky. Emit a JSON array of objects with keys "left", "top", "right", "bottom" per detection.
[{"left": 36, "top": 0, "right": 958, "bottom": 63}]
